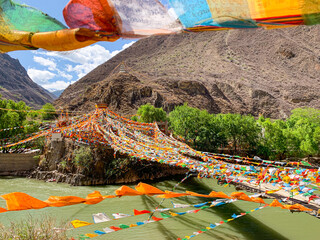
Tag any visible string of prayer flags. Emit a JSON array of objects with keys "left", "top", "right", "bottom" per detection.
[
  {"left": 177, "top": 205, "right": 268, "bottom": 240},
  {"left": 69, "top": 191, "right": 312, "bottom": 239},
  {"left": 0, "top": 182, "right": 314, "bottom": 213}
]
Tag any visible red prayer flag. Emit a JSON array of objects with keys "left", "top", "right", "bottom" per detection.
[
  {"left": 152, "top": 216, "right": 163, "bottom": 221},
  {"left": 134, "top": 209, "right": 151, "bottom": 215}
]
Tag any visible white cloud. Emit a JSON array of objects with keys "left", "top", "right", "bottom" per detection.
[
  {"left": 33, "top": 57, "right": 73, "bottom": 81},
  {"left": 41, "top": 81, "right": 74, "bottom": 91},
  {"left": 33, "top": 56, "right": 57, "bottom": 71},
  {"left": 58, "top": 70, "right": 73, "bottom": 81},
  {"left": 27, "top": 68, "right": 56, "bottom": 84},
  {"left": 38, "top": 42, "right": 135, "bottom": 78}
]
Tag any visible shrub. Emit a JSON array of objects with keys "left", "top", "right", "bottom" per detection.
[
  {"left": 0, "top": 215, "right": 69, "bottom": 240},
  {"left": 73, "top": 147, "right": 93, "bottom": 171}
]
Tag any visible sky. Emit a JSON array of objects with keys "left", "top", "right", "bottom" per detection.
[{"left": 8, "top": 0, "right": 137, "bottom": 92}]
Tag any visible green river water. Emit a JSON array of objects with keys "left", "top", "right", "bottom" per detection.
[{"left": 0, "top": 177, "right": 319, "bottom": 240}]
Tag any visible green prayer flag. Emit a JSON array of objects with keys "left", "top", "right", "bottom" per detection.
[
  {"left": 200, "top": 206, "right": 210, "bottom": 209},
  {"left": 160, "top": 213, "right": 171, "bottom": 218},
  {"left": 301, "top": 161, "right": 312, "bottom": 167},
  {"left": 1, "top": 0, "right": 66, "bottom": 32},
  {"left": 79, "top": 235, "right": 90, "bottom": 240},
  {"left": 119, "top": 224, "right": 130, "bottom": 229}
]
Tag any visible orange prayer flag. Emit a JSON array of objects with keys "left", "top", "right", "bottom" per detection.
[
  {"left": 85, "top": 233, "right": 99, "bottom": 238},
  {"left": 85, "top": 191, "right": 104, "bottom": 205},
  {"left": 86, "top": 191, "right": 103, "bottom": 199},
  {"left": 186, "top": 191, "right": 211, "bottom": 198},
  {"left": 135, "top": 182, "right": 164, "bottom": 195},
  {"left": 284, "top": 204, "right": 312, "bottom": 212},
  {"left": 0, "top": 207, "right": 7, "bottom": 213},
  {"left": 103, "top": 195, "right": 118, "bottom": 199},
  {"left": 230, "top": 192, "right": 253, "bottom": 202},
  {"left": 45, "top": 196, "right": 86, "bottom": 207},
  {"left": 269, "top": 199, "right": 285, "bottom": 209},
  {"left": 157, "top": 190, "right": 189, "bottom": 199},
  {"left": 1, "top": 192, "right": 49, "bottom": 211},
  {"left": 250, "top": 197, "right": 266, "bottom": 204},
  {"left": 209, "top": 191, "right": 230, "bottom": 199},
  {"left": 115, "top": 186, "right": 143, "bottom": 196}
]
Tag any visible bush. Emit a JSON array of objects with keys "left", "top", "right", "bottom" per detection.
[
  {"left": 0, "top": 215, "right": 69, "bottom": 240},
  {"left": 73, "top": 147, "right": 93, "bottom": 171}
]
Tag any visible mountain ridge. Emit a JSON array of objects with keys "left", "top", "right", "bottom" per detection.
[
  {"left": 0, "top": 54, "right": 55, "bottom": 108},
  {"left": 56, "top": 25, "right": 320, "bottom": 118}
]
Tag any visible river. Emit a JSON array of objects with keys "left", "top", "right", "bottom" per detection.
[{"left": 0, "top": 177, "right": 319, "bottom": 240}]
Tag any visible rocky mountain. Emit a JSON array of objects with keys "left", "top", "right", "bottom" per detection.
[
  {"left": 0, "top": 54, "right": 54, "bottom": 108},
  {"left": 56, "top": 26, "right": 320, "bottom": 118}
]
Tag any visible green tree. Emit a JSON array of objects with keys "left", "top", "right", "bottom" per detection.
[
  {"left": 169, "top": 103, "right": 202, "bottom": 144},
  {"left": 217, "top": 113, "right": 261, "bottom": 153},
  {"left": 0, "top": 96, "right": 37, "bottom": 139},
  {"left": 131, "top": 115, "right": 139, "bottom": 122},
  {"left": 196, "top": 114, "right": 227, "bottom": 152},
  {"left": 135, "top": 103, "right": 167, "bottom": 123},
  {"left": 169, "top": 104, "right": 227, "bottom": 151},
  {"left": 41, "top": 103, "right": 56, "bottom": 120},
  {"left": 258, "top": 117, "right": 288, "bottom": 159},
  {"left": 257, "top": 108, "right": 320, "bottom": 159}
]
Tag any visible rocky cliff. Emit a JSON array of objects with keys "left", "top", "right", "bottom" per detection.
[
  {"left": 30, "top": 138, "right": 187, "bottom": 186},
  {"left": 0, "top": 54, "right": 54, "bottom": 108},
  {"left": 56, "top": 26, "right": 320, "bottom": 118}
]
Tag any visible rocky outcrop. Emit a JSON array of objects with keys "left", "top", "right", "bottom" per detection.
[
  {"left": 63, "top": 72, "right": 221, "bottom": 116},
  {"left": 0, "top": 54, "right": 55, "bottom": 108},
  {"left": 30, "top": 137, "right": 187, "bottom": 186}
]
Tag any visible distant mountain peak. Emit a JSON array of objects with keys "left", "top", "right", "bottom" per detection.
[{"left": 51, "top": 90, "right": 64, "bottom": 98}]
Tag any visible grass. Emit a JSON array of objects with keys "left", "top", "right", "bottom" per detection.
[{"left": 0, "top": 215, "right": 71, "bottom": 240}]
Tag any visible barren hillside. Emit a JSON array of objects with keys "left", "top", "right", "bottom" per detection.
[{"left": 56, "top": 26, "right": 320, "bottom": 118}]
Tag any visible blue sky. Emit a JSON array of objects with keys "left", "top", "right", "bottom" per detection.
[{"left": 8, "top": 0, "right": 137, "bottom": 92}]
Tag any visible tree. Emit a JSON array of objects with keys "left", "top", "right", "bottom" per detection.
[
  {"left": 258, "top": 117, "right": 288, "bottom": 159},
  {"left": 0, "top": 96, "right": 35, "bottom": 139},
  {"left": 217, "top": 113, "right": 261, "bottom": 154},
  {"left": 169, "top": 104, "right": 227, "bottom": 151},
  {"left": 135, "top": 103, "right": 167, "bottom": 123},
  {"left": 196, "top": 114, "right": 227, "bottom": 152},
  {"left": 41, "top": 103, "right": 56, "bottom": 120},
  {"left": 169, "top": 103, "right": 202, "bottom": 144}
]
